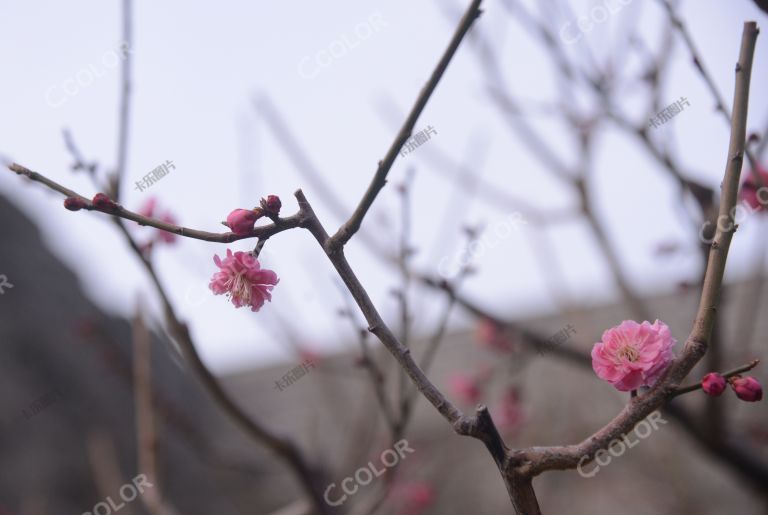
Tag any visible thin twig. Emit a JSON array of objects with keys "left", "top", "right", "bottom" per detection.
[
  {"left": 113, "top": 0, "right": 132, "bottom": 200},
  {"left": 520, "top": 21, "right": 759, "bottom": 478},
  {"left": 7, "top": 162, "right": 303, "bottom": 243},
  {"left": 328, "top": 0, "right": 484, "bottom": 250}
]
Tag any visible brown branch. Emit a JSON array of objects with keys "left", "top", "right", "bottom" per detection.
[
  {"left": 132, "top": 307, "right": 181, "bottom": 515},
  {"left": 85, "top": 431, "right": 139, "bottom": 515},
  {"left": 328, "top": 0, "right": 484, "bottom": 250},
  {"left": 7, "top": 162, "right": 303, "bottom": 243},
  {"left": 110, "top": 216, "right": 333, "bottom": 514},
  {"left": 297, "top": 189, "right": 469, "bottom": 430},
  {"left": 518, "top": 20, "right": 759, "bottom": 478}
]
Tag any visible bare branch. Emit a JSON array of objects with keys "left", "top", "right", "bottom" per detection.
[
  {"left": 328, "top": 0, "right": 484, "bottom": 250},
  {"left": 7, "top": 162, "right": 304, "bottom": 243}
]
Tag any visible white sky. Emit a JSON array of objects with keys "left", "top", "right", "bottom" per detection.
[{"left": 1, "top": 0, "right": 766, "bottom": 372}]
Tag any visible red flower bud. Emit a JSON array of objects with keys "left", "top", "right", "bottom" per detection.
[
  {"left": 730, "top": 376, "right": 763, "bottom": 402},
  {"left": 701, "top": 372, "right": 727, "bottom": 396},
  {"left": 92, "top": 193, "right": 117, "bottom": 211},
  {"left": 225, "top": 208, "right": 261, "bottom": 235},
  {"left": 64, "top": 197, "right": 88, "bottom": 211},
  {"left": 261, "top": 195, "right": 282, "bottom": 216}
]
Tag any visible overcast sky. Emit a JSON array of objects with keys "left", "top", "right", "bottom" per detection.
[{"left": 1, "top": 0, "right": 766, "bottom": 372}]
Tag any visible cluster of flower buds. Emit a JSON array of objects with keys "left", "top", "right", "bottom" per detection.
[
  {"left": 63, "top": 193, "right": 120, "bottom": 212},
  {"left": 701, "top": 372, "right": 762, "bottom": 402}
]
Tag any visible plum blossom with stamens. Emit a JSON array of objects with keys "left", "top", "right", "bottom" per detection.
[
  {"left": 209, "top": 249, "right": 279, "bottom": 312},
  {"left": 591, "top": 319, "right": 676, "bottom": 391}
]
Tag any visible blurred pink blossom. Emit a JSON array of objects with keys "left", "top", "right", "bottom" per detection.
[
  {"left": 156, "top": 210, "right": 178, "bottom": 243},
  {"left": 495, "top": 387, "right": 526, "bottom": 435},
  {"left": 135, "top": 196, "right": 178, "bottom": 246},
  {"left": 475, "top": 318, "right": 512, "bottom": 352},
  {"left": 394, "top": 482, "right": 434, "bottom": 515},
  {"left": 740, "top": 165, "right": 768, "bottom": 211},
  {"left": 138, "top": 196, "right": 158, "bottom": 217},
  {"left": 448, "top": 373, "right": 484, "bottom": 405}
]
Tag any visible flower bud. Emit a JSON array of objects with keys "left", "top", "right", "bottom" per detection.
[
  {"left": 226, "top": 208, "right": 261, "bottom": 235},
  {"left": 701, "top": 372, "right": 727, "bottom": 396},
  {"left": 730, "top": 376, "right": 763, "bottom": 402},
  {"left": 92, "top": 193, "right": 117, "bottom": 211},
  {"left": 64, "top": 197, "right": 88, "bottom": 211},
  {"left": 261, "top": 195, "right": 282, "bottom": 216}
]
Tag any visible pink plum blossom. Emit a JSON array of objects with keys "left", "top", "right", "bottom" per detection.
[
  {"left": 209, "top": 249, "right": 279, "bottom": 312},
  {"left": 591, "top": 319, "right": 676, "bottom": 391}
]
